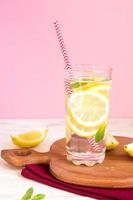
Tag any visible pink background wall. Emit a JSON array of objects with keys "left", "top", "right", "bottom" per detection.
[{"left": 0, "top": 0, "right": 133, "bottom": 118}]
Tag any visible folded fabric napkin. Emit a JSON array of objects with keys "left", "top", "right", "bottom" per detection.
[{"left": 21, "top": 164, "right": 133, "bottom": 200}]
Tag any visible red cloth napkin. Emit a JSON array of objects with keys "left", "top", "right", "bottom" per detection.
[{"left": 21, "top": 164, "right": 133, "bottom": 200}]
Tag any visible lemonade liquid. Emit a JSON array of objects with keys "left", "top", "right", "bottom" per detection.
[{"left": 65, "top": 77, "right": 111, "bottom": 166}]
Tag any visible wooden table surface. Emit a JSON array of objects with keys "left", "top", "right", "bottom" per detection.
[{"left": 0, "top": 119, "right": 133, "bottom": 200}]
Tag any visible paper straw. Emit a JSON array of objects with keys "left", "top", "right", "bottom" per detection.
[
  {"left": 53, "top": 20, "right": 72, "bottom": 71},
  {"left": 88, "top": 137, "right": 104, "bottom": 153},
  {"left": 53, "top": 20, "right": 72, "bottom": 95},
  {"left": 64, "top": 78, "right": 73, "bottom": 96}
]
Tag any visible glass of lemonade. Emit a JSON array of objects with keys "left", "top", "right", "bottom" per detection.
[{"left": 65, "top": 65, "right": 112, "bottom": 166}]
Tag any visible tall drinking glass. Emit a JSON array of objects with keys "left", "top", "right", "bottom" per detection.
[{"left": 65, "top": 65, "right": 112, "bottom": 166}]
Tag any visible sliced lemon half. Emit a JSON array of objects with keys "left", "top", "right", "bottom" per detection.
[
  {"left": 67, "top": 116, "right": 97, "bottom": 138},
  {"left": 68, "top": 90, "right": 109, "bottom": 128},
  {"left": 11, "top": 128, "right": 48, "bottom": 147}
]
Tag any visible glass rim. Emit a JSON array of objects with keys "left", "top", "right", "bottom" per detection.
[{"left": 69, "top": 64, "right": 112, "bottom": 73}]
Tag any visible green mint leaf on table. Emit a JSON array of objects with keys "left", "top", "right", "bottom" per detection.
[
  {"left": 31, "top": 194, "right": 45, "bottom": 200},
  {"left": 21, "top": 187, "right": 33, "bottom": 200},
  {"left": 95, "top": 124, "right": 106, "bottom": 143}
]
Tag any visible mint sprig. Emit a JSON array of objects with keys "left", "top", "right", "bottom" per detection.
[
  {"left": 70, "top": 81, "right": 88, "bottom": 89},
  {"left": 21, "top": 188, "right": 45, "bottom": 200},
  {"left": 31, "top": 194, "right": 45, "bottom": 200},
  {"left": 95, "top": 123, "right": 106, "bottom": 143},
  {"left": 21, "top": 187, "right": 33, "bottom": 200}
]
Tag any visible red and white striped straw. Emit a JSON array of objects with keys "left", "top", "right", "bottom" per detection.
[
  {"left": 53, "top": 20, "right": 72, "bottom": 71},
  {"left": 53, "top": 20, "right": 72, "bottom": 96},
  {"left": 88, "top": 137, "right": 104, "bottom": 153},
  {"left": 64, "top": 78, "right": 73, "bottom": 96}
]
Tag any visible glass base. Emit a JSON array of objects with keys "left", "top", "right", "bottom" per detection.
[{"left": 67, "top": 150, "right": 105, "bottom": 166}]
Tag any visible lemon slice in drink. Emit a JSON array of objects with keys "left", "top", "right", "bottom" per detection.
[
  {"left": 68, "top": 90, "right": 109, "bottom": 128},
  {"left": 67, "top": 116, "right": 97, "bottom": 138},
  {"left": 89, "top": 84, "right": 111, "bottom": 96},
  {"left": 72, "top": 79, "right": 111, "bottom": 92},
  {"left": 11, "top": 128, "right": 48, "bottom": 147}
]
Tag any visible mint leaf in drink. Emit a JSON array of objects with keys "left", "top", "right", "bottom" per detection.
[
  {"left": 95, "top": 124, "right": 106, "bottom": 143},
  {"left": 31, "top": 194, "right": 45, "bottom": 200},
  {"left": 70, "top": 81, "right": 88, "bottom": 89},
  {"left": 21, "top": 187, "right": 33, "bottom": 200}
]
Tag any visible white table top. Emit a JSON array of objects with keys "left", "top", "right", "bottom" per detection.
[{"left": 0, "top": 119, "right": 133, "bottom": 200}]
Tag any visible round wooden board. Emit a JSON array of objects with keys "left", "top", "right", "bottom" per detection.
[{"left": 49, "top": 136, "right": 133, "bottom": 188}]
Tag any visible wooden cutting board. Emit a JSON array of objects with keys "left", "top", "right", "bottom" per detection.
[{"left": 1, "top": 136, "right": 133, "bottom": 188}]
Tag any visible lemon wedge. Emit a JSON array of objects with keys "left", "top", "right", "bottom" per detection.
[
  {"left": 105, "top": 133, "right": 119, "bottom": 150},
  {"left": 124, "top": 143, "right": 133, "bottom": 157},
  {"left": 68, "top": 90, "right": 109, "bottom": 128},
  {"left": 11, "top": 129, "right": 48, "bottom": 147}
]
